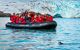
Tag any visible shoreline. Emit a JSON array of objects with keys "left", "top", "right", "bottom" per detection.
[
  {"left": 0, "top": 16, "right": 9, "bottom": 17},
  {"left": 0, "top": 16, "right": 80, "bottom": 18}
]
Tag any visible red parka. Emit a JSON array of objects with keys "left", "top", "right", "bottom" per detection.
[
  {"left": 31, "top": 15, "right": 44, "bottom": 23},
  {"left": 46, "top": 16, "right": 53, "bottom": 22},
  {"left": 19, "top": 17, "right": 26, "bottom": 24},
  {"left": 10, "top": 15, "right": 17, "bottom": 23},
  {"left": 15, "top": 16, "right": 20, "bottom": 24},
  {"left": 35, "top": 16, "right": 44, "bottom": 23}
]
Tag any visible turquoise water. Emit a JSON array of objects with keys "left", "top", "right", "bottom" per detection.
[{"left": 0, "top": 17, "right": 80, "bottom": 50}]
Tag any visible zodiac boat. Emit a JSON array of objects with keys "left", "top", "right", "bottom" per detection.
[{"left": 6, "top": 21, "right": 57, "bottom": 29}]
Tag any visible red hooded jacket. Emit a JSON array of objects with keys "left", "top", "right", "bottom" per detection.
[
  {"left": 46, "top": 16, "right": 53, "bottom": 22},
  {"left": 10, "top": 15, "right": 17, "bottom": 23},
  {"left": 35, "top": 16, "right": 44, "bottom": 23},
  {"left": 15, "top": 16, "right": 20, "bottom": 24},
  {"left": 19, "top": 17, "right": 26, "bottom": 24}
]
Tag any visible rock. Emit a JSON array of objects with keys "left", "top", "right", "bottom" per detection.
[
  {"left": 53, "top": 14, "right": 62, "bottom": 18},
  {"left": 58, "top": 42, "right": 63, "bottom": 45},
  {"left": 0, "top": 11, "right": 11, "bottom": 17}
]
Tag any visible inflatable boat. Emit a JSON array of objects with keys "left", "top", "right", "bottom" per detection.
[{"left": 6, "top": 21, "right": 57, "bottom": 29}]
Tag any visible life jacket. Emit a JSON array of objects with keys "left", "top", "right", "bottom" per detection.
[
  {"left": 46, "top": 16, "right": 53, "bottom": 22},
  {"left": 19, "top": 17, "right": 26, "bottom": 24},
  {"left": 35, "top": 16, "right": 44, "bottom": 23},
  {"left": 48, "top": 16, "right": 53, "bottom": 22},
  {"left": 15, "top": 16, "right": 20, "bottom": 24},
  {"left": 10, "top": 15, "right": 17, "bottom": 23},
  {"left": 40, "top": 15, "right": 44, "bottom": 22},
  {"left": 21, "top": 20, "right": 26, "bottom": 24}
]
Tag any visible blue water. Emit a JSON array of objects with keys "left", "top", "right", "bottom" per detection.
[{"left": 0, "top": 17, "right": 80, "bottom": 50}]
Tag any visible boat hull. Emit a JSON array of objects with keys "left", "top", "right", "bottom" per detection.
[{"left": 6, "top": 21, "right": 57, "bottom": 29}]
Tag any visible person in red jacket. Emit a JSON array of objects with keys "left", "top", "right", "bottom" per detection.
[
  {"left": 35, "top": 14, "right": 44, "bottom": 23},
  {"left": 15, "top": 14, "right": 20, "bottom": 24},
  {"left": 31, "top": 13, "right": 43, "bottom": 23},
  {"left": 10, "top": 13, "right": 17, "bottom": 23},
  {"left": 48, "top": 15, "right": 53, "bottom": 22},
  {"left": 31, "top": 13, "right": 44, "bottom": 23},
  {"left": 31, "top": 14, "right": 37, "bottom": 23},
  {"left": 40, "top": 15, "right": 44, "bottom": 23},
  {"left": 45, "top": 14, "right": 53, "bottom": 22},
  {"left": 30, "top": 12, "right": 35, "bottom": 18},
  {"left": 19, "top": 16, "right": 26, "bottom": 24}
]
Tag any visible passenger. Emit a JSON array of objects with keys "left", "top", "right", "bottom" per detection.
[
  {"left": 21, "top": 12, "right": 25, "bottom": 16},
  {"left": 25, "top": 12, "right": 31, "bottom": 24},
  {"left": 15, "top": 14, "right": 20, "bottom": 24},
  {"left": 30, "top": 12, "right": 35, "bottom": 18},
  {"left": 31, "top": 14, "right": 37, "bottom": 23},
  {"left": 45, "top": 14, "right": 53, "bottom": 22},
  {"left": 19, "top": 16, "right": 26, "bottom": 24},
  {"left": 31, "top": 13, "right": 44, "bottom": 23},
  {"left": 47, "top": 15, "right": 53, "bottom": 22},
  {"left": 10, "top": 13, "right": 17, "bottom": 23},
  {"left": 40, "top": 14, "right": 45, "bottom": 22},
  {"left": 35, "top": 14, "right": 44, "bottom": 23},
  {"left": 22, "top": 10, "right": 28, "bottom": 16},
  {"left": 40, "top": 14, "right": 45, "bottom": 19},
  {"left": 43, "top": 14, "right": 48, "bottom": 22}
]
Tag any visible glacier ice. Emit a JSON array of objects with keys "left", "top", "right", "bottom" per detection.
[{"left": 0, "top": 0, "right": 80, "bottom": 18}]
